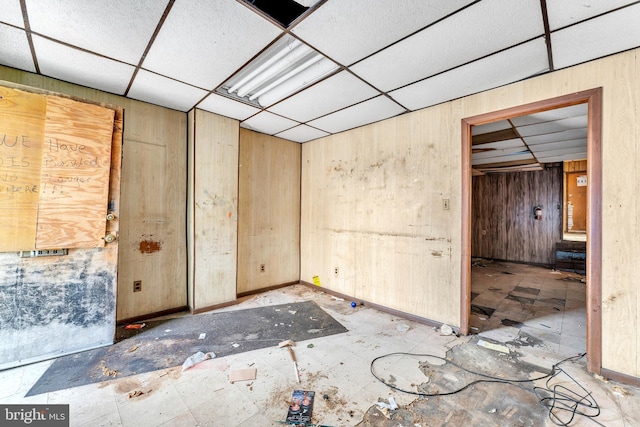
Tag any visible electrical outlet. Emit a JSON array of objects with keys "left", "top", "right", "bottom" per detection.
[
  {"left": 442, "top": 198, "right": 450, "bottom": 210},
  {"left": 260, "top": 264, "right": 265, "bottom": 272},
  {"left": 133, "top": 280, "right": 142, "bottom": 292},
  {"left": 334, "top": 267, "right": 339, "bottom": 276}
]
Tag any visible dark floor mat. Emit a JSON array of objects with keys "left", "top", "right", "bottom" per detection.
[{"left": 26, "top": 300, "right": 347, "bottom": 396}]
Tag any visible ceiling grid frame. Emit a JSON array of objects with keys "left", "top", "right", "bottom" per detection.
[{"left": 0, "top": 0, "right": 637, "bottom": 145}]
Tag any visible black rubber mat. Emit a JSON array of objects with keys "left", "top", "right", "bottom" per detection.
[{"left": 26, "top": 300, "right": 347, "bottom": 396}]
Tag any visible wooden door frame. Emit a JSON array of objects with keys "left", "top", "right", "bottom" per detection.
[{"left": 460, "top": 88, "right": 603, "bottom": 374}]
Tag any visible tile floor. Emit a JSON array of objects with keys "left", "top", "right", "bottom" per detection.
[
  {"left": 470, "top": 259, "right": 588, "bottom": 358},
  {"left": 1, "top": 282, "right": 639, "bottom": 426}
]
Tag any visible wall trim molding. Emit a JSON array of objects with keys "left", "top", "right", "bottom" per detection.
[
  {"left": 600, "top": 368, "right": 640, "bottom": 388},
  {"left": 299, "top": 281, "right": 450, "bottom": 331}
]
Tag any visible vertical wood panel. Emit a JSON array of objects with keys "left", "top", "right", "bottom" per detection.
[
  {"left": 471, "top": 168, "right": 563, "bottom": 265},
  {"left": 237, "top": 129, "right": 300, "bottom": 294},
  {"left": 189, "top": 109, "right": 238, "bottom": 310}
]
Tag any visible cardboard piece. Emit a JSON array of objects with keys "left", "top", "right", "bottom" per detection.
[{"left": 229, "top": 368, "right": 257, "bottom": 383}]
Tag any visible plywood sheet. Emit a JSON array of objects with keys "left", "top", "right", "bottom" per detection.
[
  {"left": 0, "top": 86, "right": 45, "bottom": 251},
  {"left": 37, "top": 96, "right": 114, "bottom": 248}
]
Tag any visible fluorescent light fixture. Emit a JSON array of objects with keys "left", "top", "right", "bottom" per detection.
[{"left": 220, "top": 35, "right": 339, "bottom": 107}]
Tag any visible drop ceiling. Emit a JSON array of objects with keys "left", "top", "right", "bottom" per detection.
[
  {"left": 472, "top": 103, "right": 588, "bottom": 174},
  {"left": 1, "top": 0, "right": 638, "bottom": 146}
]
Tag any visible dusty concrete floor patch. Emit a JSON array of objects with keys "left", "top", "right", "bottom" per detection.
[{"left": 358, "top": 336, "right": 555, "bottom": 426}]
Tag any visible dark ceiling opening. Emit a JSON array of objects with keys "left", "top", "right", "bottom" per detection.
[{"left": 244, "top": 0, "right": 309, "bottom": 28}]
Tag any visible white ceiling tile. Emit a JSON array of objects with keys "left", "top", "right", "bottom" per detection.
[
  {"left": 511, "top": 104, "right": 588, "bottom": 126},
  {"left": 0, "top": 25, "right": 35, "bottom": 72},
  {"left": 275, "top": 125, "right": 329, "bottom": 143},
  {"left": 472, "top": 120, "right": 512, "bottom": 135},
  {"left": 531, "top": 146, "right": 586, "bottom": 157},
  {"left": 292, "top": 0, "right": 474, "bottom": 66},
  {"left": 307, "top": 96, "right": 406, "bottom": 134},
  {"left": 33, "top": 36, "right": 134, "bottom": 95},
  {"left": 142, "top": 0, "right": 281, "bottom": 90},
  {"left": 535, "top": 152, "right": 587, "bottom": 162},
  {"left": 26, "top": 0, "right": 168, "bottom": 64},
  {"left": 553, "top": 3, "right": 640, "bottom": 69},
  {"left": 523, "top": 129, "right": 588, "bottom": 145},
  {"left": 268, "top": 71, "right": 379, "bottom": 123},
  {"left": 527, "top": 138, "right": 586, "bottom": 152},
  {"left": 1, "top": 0, "right": 24, "bottom": 27},
  {"left": 517, "top": 116, "right": 588, "bottom": 137},
  {"left": 242, "top": 111, "right": 299, "bottom": 136},
  {"left": 473, "top": 139, "right": 524, "bottom": 150},
  {"left": 197, "top": 94, "right": 260, "bottom": 121},
  {"left": 350, "top": 0, "right": 545, "bottom": 92},
  {"left": 128, "top": 69, "right": 208, "bottom": 111},
  {"left": 472, "top": 152, "right": 534, "bottom": 165},
  {"left": 546, "top": 0, "right": 636, "bottom": 30},
  {"left": 473, "top": 145, "right": 527, "bottom": 161},
  {"left": 389, "top": 38, "right": 548, "bottom": 111}
]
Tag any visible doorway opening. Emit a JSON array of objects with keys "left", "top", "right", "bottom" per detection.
[{"left": 460, "top": 88, "right": 602, "bottom": 374}]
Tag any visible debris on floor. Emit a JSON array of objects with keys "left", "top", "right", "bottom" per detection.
[
  {"left": 124, "top": 323, "right": 145, "bottom": 330},
  {"left": 396, "top": 324, "right": 410, "bottom": 333},
  {"left": 229, "top": 367, "right": 257, "bottom": 383},
  {"left": 181, "top": 351, "right": 215, "bottom": 371},
  {"left": 127, "top": 390, "right": 145, "bottom": 398},
  {"left": 279, "top": 342, "right": 301, "bottom": 383},
  {"left": 99, "top": 362, "right": 119, "bottom": 378},
  {"left": 477, "top": 339, "right": 510, "bottom": 354},
  {"left": 374, "top": 396, "right": 398, "bottom": 410},
  {"left": 440, "top": 324, "right": 453, "bottom": 336},
  {"left": 284, "top": 390, "right": 315, "bottom": 424}
]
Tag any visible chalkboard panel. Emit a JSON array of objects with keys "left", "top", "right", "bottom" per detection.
[{"left": 0, "top": 86, "right": 115, "bottom": 251}]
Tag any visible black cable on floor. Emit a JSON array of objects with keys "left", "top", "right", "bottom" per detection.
[{"left": 370, "top": 351, "right": 602, "bottom": 426}]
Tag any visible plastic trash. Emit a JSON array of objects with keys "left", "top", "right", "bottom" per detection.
[
  {"left": 396, "top": 324, "right": 410, "bottom": 332},
  {"left": 440, "top": 324, "right": 453, "bottom": 336},
  {"left": 182, "top": 351, "right": 215, "bottom": 371},
  {"left": 375, "top": 396, "right": 398, "bottom": 410}
]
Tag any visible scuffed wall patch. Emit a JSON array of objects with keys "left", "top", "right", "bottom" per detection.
[
  {"left": 0, "top": 250, "right": 116, "bottom": 330},
  {"left": 0, "top": 249, "right": 117, "bottom": 367},
  {"left": 139, "top": 239, "right": 162, "bottom": 254}
]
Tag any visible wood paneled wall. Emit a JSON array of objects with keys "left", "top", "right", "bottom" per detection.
[
  {"left": 471, "top": 167, "right": 562, "bottom": 264},
  {"left": 0, "top": 66, "right": 187, "bottom": 322},
  {"left": 188, "top": 109, "right": 238, "bottom": 311},
  {"left": 302, "top": 48, "right": 640, "bottom": 378},
  {"left": 237, "top": 129, "right": 300, "bottom": 295}
]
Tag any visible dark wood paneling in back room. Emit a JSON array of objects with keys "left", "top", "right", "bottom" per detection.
[{"left": 471, "top": 166, "right": 562, "bottom": 265}]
